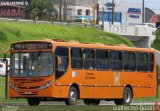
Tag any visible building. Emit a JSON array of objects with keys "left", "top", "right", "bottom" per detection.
[
  {"left": 98, "top": 1, "right": 143, "bottom": 25},
  {"left": 0, "top": 0, "right": 98, "bottom": 21},
  {"left": 150, "top": 14, "right": 160, "bottom": 23},
  {"left": 0, "top": 0, "right": 30, "bottom": 18},
  {"left": 0, "top": 0, "right": 155, "bottom": 25},
  {"left": 145, "top": 7, "right": 155, "bottom": 23},
  {"left": 98, "top": 1, "right": 155, "bottom": 25},
  {"left": 52, "top": 0, "right": 98, "bottom": 21}
]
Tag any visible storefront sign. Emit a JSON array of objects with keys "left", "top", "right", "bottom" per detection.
[
  {"left": 0, "top": 1, "right": 29, "bottom": 6},
  {"left": 105, "top": 3, "right": 115, "bottom": 10},
  {"left": 0, "top": 0, "right": 29, "bottom": 18},
  {"left": 127, "top": 8, "right": 141, "bottom": 14},
  {"left": 127, "top": 8, "right": 141, "bottom": 18},
  {"left": 130, "top": 14, "right": 140, "bottom": 18}
]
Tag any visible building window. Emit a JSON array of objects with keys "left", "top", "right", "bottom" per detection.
[
  {"left": 67, "top": 8, "right": 72, "bottom": 16},
  {"left": 77, "top": 9, "right": 82, "bottom": 15},
  {"left": 86, "top": 10, "right": 90, "bottom": 16}
]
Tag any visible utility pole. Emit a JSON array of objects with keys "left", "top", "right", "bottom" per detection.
[
  {"left": 96, "top": 4, "right": 99, "bottom": 24},
  {"left": 102, "top": 7, "right": 105, "bottom": 30},
  {"left": 142, "top": 0, "right": 145, "bottom": 23},
  {"left": 111, "top": 0, "right": 114, "bottom": 25},
  {"left": 63, "top": 0, "right": 67, "bottom": 22},
  {"left": 92, "top": 0, "right": 95, "bottom": 23},
  {"left": 59, "top": 0, "right": 62, "bottom": 21}
]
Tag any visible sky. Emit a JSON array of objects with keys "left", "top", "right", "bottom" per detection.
[{"left": 99, "top": 0, "right": 160, "bottom": 14}]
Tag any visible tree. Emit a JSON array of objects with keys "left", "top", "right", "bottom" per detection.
[{"left": 26, "top": 0, "right": 58, "bottom": 20}]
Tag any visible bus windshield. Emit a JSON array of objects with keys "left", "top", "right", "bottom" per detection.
[{"left": 11, "top": 52, "right": 54, "bottom": 77}]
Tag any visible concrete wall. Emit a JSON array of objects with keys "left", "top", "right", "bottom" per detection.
[
  {"left": 104, "top": 24, "right": 156, "bottom": 48},
  {"left": 156, "top": 50, "right": 160, "bottom": 66}
]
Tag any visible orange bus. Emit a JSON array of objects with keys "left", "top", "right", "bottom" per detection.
[{"left": 6, "top": 39, "right": 157, "bottom": 106}]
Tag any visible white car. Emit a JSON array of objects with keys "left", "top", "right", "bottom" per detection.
[
  {"left": 136, "top": 23, "right": 157, "bottom": 32},
  {"left": 0, "top": 58, "right": 10, "bottom": 77}
]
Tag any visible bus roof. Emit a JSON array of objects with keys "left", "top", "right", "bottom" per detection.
[{"left": 11, "top": 39, "right": 155, "bottom": 53}]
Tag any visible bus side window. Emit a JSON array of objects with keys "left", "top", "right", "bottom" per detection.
[
  {"left": 123, "top": 51, "right": 136, "bottom": 71},
  {"left": 110, "top": 50, "right": 123, "bottom": 70},
  {"left": 137, "top": 53, "right": 148, "bottom": 72},
  {"left": 71, "top": 48, "right": 83, "bottom": 69},
  {"left": 83, "top": 49, "right": 95, "bottom": 70},
  {"left": 149, "top": 53, "right": 154, "bottom": 72},
  {"left": 55, "top": 47, "right": 69, "bottom": 79},
  {"left": 96, "top": 50, "right": 109, "bottom": 70}
]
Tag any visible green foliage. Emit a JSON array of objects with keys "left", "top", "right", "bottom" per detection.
[
  {"left": 151, "top": 31, "right": 160, "bottom": 50},
  {"left": 0, "top": 21, "right": 134, "bottom": 57},
  {"left": 25, "top": 0, "right": 57, "bottom": 20},
  {"left": 0, "top": 30, "right": 7, "bottom": 42},
  {"left": 0, "top": 77, "right": 25, "bottom": 102}
]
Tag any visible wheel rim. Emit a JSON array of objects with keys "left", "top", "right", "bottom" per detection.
[
  {"left": 69, "top": 90, "right": 77, "bottom": 104},
  {"left": 124, "top": 90, "right": 131, "bottom": 103}
]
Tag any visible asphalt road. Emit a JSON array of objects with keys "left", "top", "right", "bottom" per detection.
[{"left": 0, "top": 101, "right": 155, "bottom": 106}]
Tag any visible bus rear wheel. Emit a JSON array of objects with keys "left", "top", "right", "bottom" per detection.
[
  {"left": 83, "top": 99, "right": 100, "bottom": 105},
  {"left": 65, "top": 87, "right": 78, "bottom": 105},
  {"left": 27, "top": 98, "right": 40, "bottom": 106},
  {"left": 114, "top": 87, "right": 132, "bottom": 105}
]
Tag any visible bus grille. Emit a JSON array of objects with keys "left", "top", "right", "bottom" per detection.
[
  {"left": 19, "top": 91, "right": 38, "bottom": 96},
  {"left": 14, "top": 79, "right": 44, "bottom": 83},
  {"left": 18, "top": 86, "right": 39, "bottom": 89}
]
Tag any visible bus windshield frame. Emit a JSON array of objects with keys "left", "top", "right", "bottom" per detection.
[{"left": 10, "top": 51, "right": 54, "bottom": 78}]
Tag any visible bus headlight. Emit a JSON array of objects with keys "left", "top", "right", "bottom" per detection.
[
  {"left": 9, "top": 83, "right": 18, "bottom": 90},
  {"left": 38, "top": 80, "right": 54, "bottom": 90}
]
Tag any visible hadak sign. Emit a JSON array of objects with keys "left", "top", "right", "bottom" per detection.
[{"left": 0, "top": 0, "right": 30, "bottom": 18}]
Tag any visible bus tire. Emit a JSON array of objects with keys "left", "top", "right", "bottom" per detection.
[
  {"left": 114, "top": 87, "right": 132, "bottom": 105},
  {"left": 65, "top": 87, "right": 78, "bottom": 105},
  {"left": 83, "top": 99, "right": 100, "bottom": 105},
  {"left": 27, "top": 98, "right": 40, "bottom": 106},
  {"left": 123, "top": 87, "right": 132, "bottom": 105}
]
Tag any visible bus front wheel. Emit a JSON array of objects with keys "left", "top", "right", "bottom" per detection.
[
  {"left": 65, "top": 87, "right": 78, "bottom": 105},
  {"left": 114, "top": 87, "right": 132, "bottom": 105},
  {"left": 27, "top": 98, "right": 40, "bottom": 106}
]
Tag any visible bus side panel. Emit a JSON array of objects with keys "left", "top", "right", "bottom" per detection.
[
  {"left": 133, "top": 87, "right": 156, "bottom": 98},
  {"left": 93, "top": 71, "right": 123, "bottom": 99},
  {"left": 93, "top": 87, "right": 123, "bottom": 99},
  {"left": 79, "top": 86, "right": 94, "bottom": 98},
  {"left": 70, "top": 70, "right": 95, "bottom": 98},
  {"left": 122, "top": 72, "right": 156, "bottom": 98},
  {"left": 52, "top": 85, "right": 69, "bottom": 98}
]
